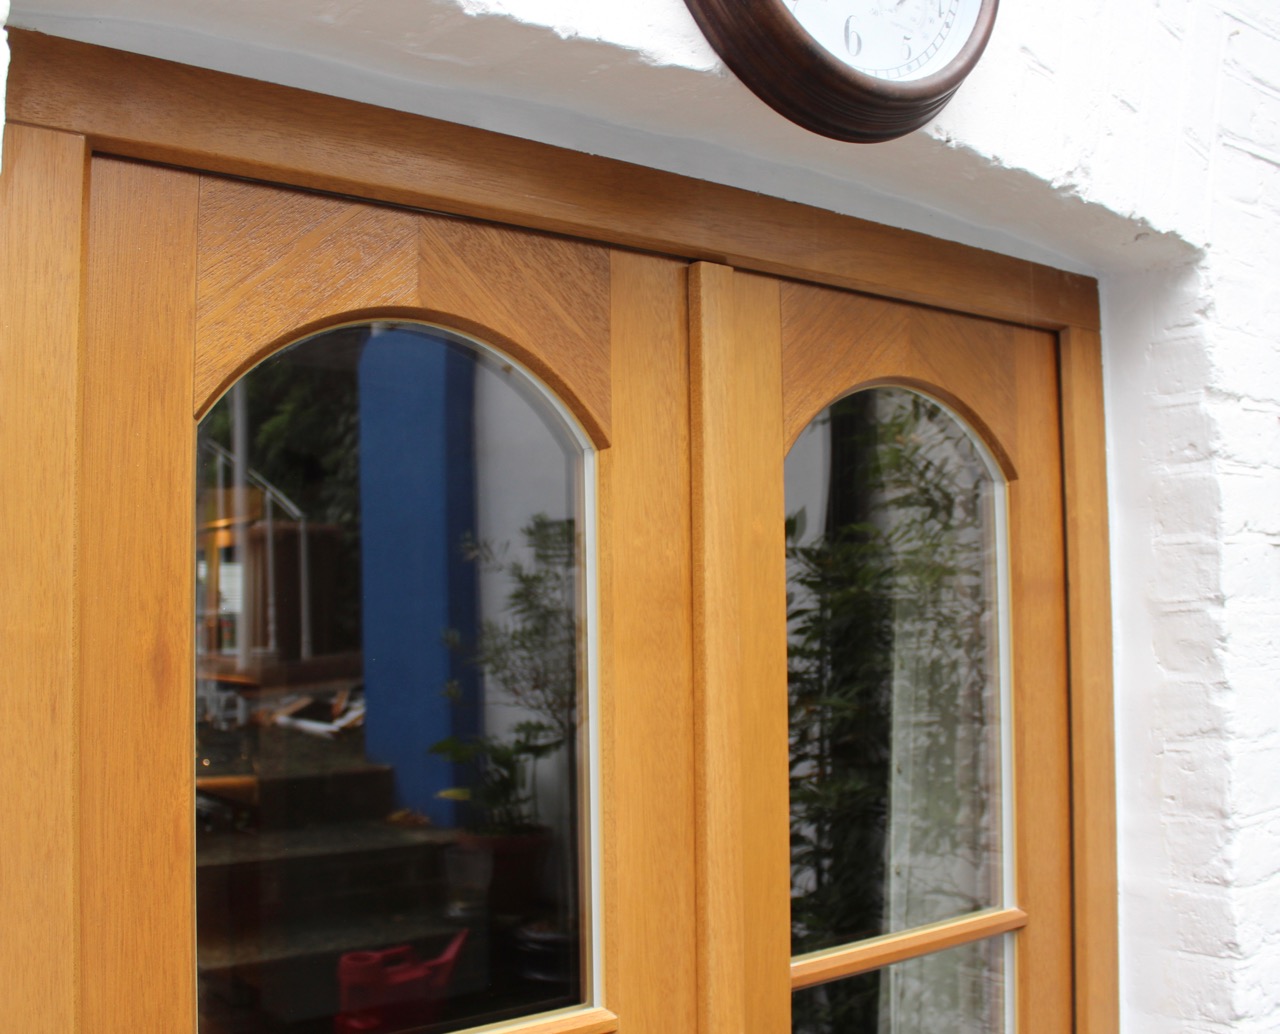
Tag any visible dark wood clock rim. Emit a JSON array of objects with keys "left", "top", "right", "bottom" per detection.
[{"left": 683, "top": 0, "right": 999, "bottom": 143}]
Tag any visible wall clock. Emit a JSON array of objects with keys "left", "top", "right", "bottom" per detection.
[{"left": 684, "top": 0, "right": 999, "bottom": 143}]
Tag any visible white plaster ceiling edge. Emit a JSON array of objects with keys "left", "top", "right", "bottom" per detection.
[{"left": 8, "top": 5, "right": 1196, "bottom": 277}]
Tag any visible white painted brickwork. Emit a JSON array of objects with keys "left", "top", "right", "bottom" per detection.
[
  {"left": 4, "top": 0, "right": 1280, "bottom": 1027},
  {"left": 1103, "top": 9, "right": 1280, "bottom": 1022},
  {"left": 1103, "top": 6, "right": 1280, "bottom": 1026}
]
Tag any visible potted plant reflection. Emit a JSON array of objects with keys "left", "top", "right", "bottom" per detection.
[{"left": 433, "top": 513, "right": 581, "bottom": 984}]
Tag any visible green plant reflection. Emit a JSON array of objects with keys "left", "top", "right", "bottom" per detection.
[{"left": 787, "top": 388, "right": 1003, "bottom": 1033}]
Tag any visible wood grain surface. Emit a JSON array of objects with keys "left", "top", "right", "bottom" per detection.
[
  {"left": 1060, "top": 326, "right": 1120, "bottom": 1034},
  {"left": 601, "top": 251, "right": 698, "bottom": 1032},
  {"left": 0, "top": 122, "right": 86, "bottom": 1034},
  {"left": 193, "top": 176, "right": 613, "bottom": 444},
  {"left": 7, "top": 29, "right": 1099, "bottom": 332},
  {"left": 790, "top": 907, "right": 1029, "bottom": 989},
  {"left": 781, "top": 282, "right": 1021, "bottom": 475},
  {"left": 691, "top": 263, "right": 792, "bottom": 1034},
  {"left": 1006, "top": 320, "right": 1074, "bottom": 1034},
  {"left": 417, "top": 215, "right": 612, "bottom": 446},
  {"left": 781, "top": 279, "right": 1074, "bottom": 1032},
  {"left": 4, "top": 30, "right": 1115, "bottom": 1031},
  {"left": 81, "top": 156, "right": 200, "bottom": 1034},
  {"left": 195, "top": 176, "right": 417, "bottom": 412},
  {"left": 476, "top": 1006, "right": 619, "bottom": 1034}
]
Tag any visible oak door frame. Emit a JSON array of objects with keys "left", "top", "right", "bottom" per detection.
[{"left": 1, "top": 27, "right": 1117, "bottom": 1034}]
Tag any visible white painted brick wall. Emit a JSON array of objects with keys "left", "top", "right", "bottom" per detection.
[{"left": 1208, "top": 7, "right": 1280, "bottom": 1029}]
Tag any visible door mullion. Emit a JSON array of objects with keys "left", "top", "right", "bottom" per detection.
[{"left": 690, "top": 262, "right": 791, "bottom": 1034}]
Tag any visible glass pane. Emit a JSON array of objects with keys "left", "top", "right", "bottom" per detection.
[
  {"left": 195, "top": 323, "right": 589, "bottom": 1033},
  {"left": 787, "top": 388, "right": 1005, "bottom": 955},
  {"left": 792, "top": 935, "right": 1008, "bottom": 1034}
]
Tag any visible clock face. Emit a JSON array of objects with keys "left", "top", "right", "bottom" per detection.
[
  {"left": 786, "top": 0, "right": 984, "bottom": 82},
  {"left": 681, "top": 0, "right": 998, "bottom": 141}
]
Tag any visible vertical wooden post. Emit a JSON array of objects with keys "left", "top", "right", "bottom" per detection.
[
  {"left": 0, "top": 122, "right": 88, "bottom": 1034},
  {"left": 1059, "top": 326, "right": 1119, "bottom": 1034},
  {"left": 79, "top": 157, "right": 200, "bottom": 1033},
  {"left": 603, "top": 251, "right": 699, "bottom": 1032},
  {"left": 690, "top": 263, "right": 791, "bottom": 1034}
]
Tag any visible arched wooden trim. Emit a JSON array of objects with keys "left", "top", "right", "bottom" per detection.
[{"left": 784, "top": 376, "right": 1019, "bottom": 482}]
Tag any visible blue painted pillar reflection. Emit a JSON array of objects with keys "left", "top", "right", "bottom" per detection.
[{"left": 359, "top": 327, "right": 478, "bottom": 827}]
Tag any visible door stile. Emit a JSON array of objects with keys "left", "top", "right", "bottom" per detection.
[
  {"left": 689, "top": 263, "right": 792, "bottom": 1034},
  {"left": 1006, "top": 336, "right": 1074, "bottom": 1034},
  {"left": 0, "top": 123, "right": 88, "bottom": 1034},
  {"left": 1057, "top": 327, "right": 1119, "bottom": 1034},
  {"left": 603, "top": 250, "right": 699, "bottom": 1033},
  {"left": 80, "top": 157, "right": 201, "bottom": 1033}
]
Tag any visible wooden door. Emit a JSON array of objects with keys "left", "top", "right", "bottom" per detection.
[
  {"left": 5, "top": 41, "right": 1115, "bottom": 1034},
  {"left": 689, "top": 268, "right": 1073, "bottom": 1032},
  {"left": 77, "top": 160, "right": 1073, "bottom": 1034},
  {"left": 80, "top": 158, "right": 697, "bottom": 1034}
]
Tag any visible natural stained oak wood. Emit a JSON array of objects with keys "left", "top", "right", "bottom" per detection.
[
  {"left": 7, "top": 29, "right": 1098, "bottom": 332},
  {"left": 780, "top": 283, "right": 1020, "bottom": 474},
  {"left": 417, "top": 215, "right": 612, "bottom": 446},
  {"left": 193, "top": 175, "right": 613, "bottom": 443},
  {"left": 790, "top": 908, "right": 1029, "bottom": 990},
  {"left": 691, "top": 264, "right": 793, "bottom": 1034},
  {"left": 195, "top": 176, "right": 417, "bottom": 412},
  {"left": 602, "top": 252, "right": 698, "bottom": 1032},
  {"left": 1059, "top": 327, "right": 1120, "bottom": 1034},
  {"left": 780, "top": 280, "right": 1074, "bottom": 1032},
  {"left": 480, "top": 1006, "right": 619, "bottom": 1034},
  {"left": 81, "top": 157, "right": 201, "bottom": 1034},
  {"left": 5, "top": 30, "right": 1116, "bottom": 1034},
  {"left": 79, "top": 157, "right": 690, "bottom": 1034},
  {"left": 0, "top": 123, "right": 86, "bottom": 1034},
  {"left": 1005, "top": 334, "right": 1074, "bottom": 1034}
]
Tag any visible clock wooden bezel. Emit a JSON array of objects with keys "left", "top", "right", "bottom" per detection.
[{"left": 683, "top": 0, "right": 999, "bottom": 143}]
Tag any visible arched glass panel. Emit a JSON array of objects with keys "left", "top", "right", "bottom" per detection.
[
  {"left": 787, "top": 387, "right": 1010, "bottom": 1031},
  {"left": 195, "top": 323, "right": 591, "bottom": 1033}
]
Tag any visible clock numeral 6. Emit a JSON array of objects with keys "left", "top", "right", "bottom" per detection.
[{"left": 843, "top": 18, "right": 862, "bottom": 56}]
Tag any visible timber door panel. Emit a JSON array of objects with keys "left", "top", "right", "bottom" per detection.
[
  {"left": 690, "top": 268, "right": 1073, "bottom": 1032},
  {"left": 80, "top": 159, "right": 1074, "bottom": 1034},
  {"left": 6, "top": 44, "right": 1111, "bottom": 1034},
  {"left": 778, "top": 280, "right": 1073, "bottom": 1031},
  {"left": 81, "top": 158, "right": 696, "bottom": 1034}
]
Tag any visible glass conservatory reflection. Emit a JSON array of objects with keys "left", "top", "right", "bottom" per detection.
[{"left": 194, "top": 323, "right": 590, "bottom": 1034}]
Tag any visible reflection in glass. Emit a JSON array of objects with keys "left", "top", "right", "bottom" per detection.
[
  {"left": 787, "top": 388, "right": 1005, "bottom": 957},
  {"left": 195, "top": 323, "right": 588, "bottom": 1033},
  {"left": 792, "top": 935, "right": 1007, "bottom": 1034}
]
